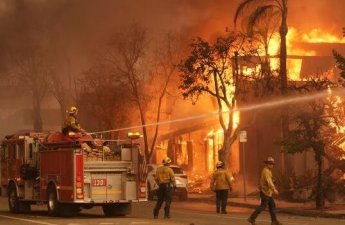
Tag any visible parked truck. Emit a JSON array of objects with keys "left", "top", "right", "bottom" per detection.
[{"left": 0, "top": 132, "right": 147, "bottom": 216}]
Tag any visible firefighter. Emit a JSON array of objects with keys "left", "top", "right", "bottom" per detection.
[
  {"left": 247, "top": 156, "right": 282, "bottom": 225},
  {"left": 153, "top": 156, "right": 176, "bottom": 219},
  {"left": 62, "top": 106, "right": 86, "bottom": 135},
  {"left": 210, "top": 161, "right": 232, "bottom": 214}
]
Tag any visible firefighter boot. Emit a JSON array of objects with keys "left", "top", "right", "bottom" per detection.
[{"left": 153, "top": 209, "right": 158, "bottom": 219}]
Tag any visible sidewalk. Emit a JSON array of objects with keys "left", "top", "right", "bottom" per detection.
[{"left": 188, "top": 193, "right": 345, "bottom": 219}]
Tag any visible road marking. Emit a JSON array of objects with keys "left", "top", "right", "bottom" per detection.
[
  {"left": 0, "top": 215, "right": 57, "bottom": 225},
  {"left": 174, "top": 210, "right": 310, "bottom": 225}
]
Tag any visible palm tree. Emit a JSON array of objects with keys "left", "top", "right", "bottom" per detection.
[{"left": 234, "top": 0, "right": 288, "bottom": 95}]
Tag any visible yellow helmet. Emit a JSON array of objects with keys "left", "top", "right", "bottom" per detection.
[
  {"left": 68, "top": 106, "right": 78, "bottom": 114},
  {"left": 162, "top": 157, "right": 172, "bottom": 165}
]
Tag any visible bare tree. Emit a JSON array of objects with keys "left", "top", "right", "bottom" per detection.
[
  {"left": 12, "top": 46, "right": 50, "bottom": 131},
  {"left": 46, "top": 67, "right": 68, "bottom": 121},
  {"left": 104, "top": 25, "right": 181, "bottom": 162},
  {"left": 147, "top": 32, "right": 182, "bottom": 162},
  {"left": 76, "top": 61, "right": 134, "bottom": 134}
]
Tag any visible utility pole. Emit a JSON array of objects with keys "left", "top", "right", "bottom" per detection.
[{"left": 239, "top": 130, "right": 247, "bottom": 202}]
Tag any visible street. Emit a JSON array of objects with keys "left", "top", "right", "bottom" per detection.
[{"left": 0, "top": 198, "right": 343, "bottom": 225}]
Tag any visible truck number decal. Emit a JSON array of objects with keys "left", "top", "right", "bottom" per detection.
[{"left": 91, "top": 179, "right": 107, "bottom": 186}]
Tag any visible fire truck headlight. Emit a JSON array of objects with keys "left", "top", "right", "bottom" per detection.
[{"left": 68, "top": 131, "right": 76, "bottom": 137}]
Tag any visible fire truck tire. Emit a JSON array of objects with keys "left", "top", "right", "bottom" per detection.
[
  {"left": 102, "top": 203, "right": 131, "bottom": 217},
  {"left": 47, "top": 185, "right": 60, "bottom": 216},
  {"left": 8, "top": 184, "right": 20, "bottom": 213}
]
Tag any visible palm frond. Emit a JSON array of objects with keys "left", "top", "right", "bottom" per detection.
[
  {"left": 246, "top": 5, "right": 277, "bottom": 36},
  {"left": 234, "top": 0, "right": 264, "bottom": 26}
]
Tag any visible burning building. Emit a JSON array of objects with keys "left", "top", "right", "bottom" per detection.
[{"left": 153, "top": 27, "right": 345, "bottom": 194}]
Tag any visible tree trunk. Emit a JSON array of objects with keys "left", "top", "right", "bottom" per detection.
[
  {"left": 279, "top": 9, "right": 288, "bottom": 95},
  {"left": 316, "top": 152, "right": 325, "bottom": 209},
  {"left": 220, "top": 131, "right": 236, "bottom": 169},
  {"left": 138, "top": 104, "right": 149, "bottom": 163},
  {"left": 279, "top": 9, "right": 290, "bottom": 172},
  {"left": 32, "top": 91, "right": 43, "bottom": 132}
]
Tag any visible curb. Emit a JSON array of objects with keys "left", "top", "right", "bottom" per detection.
[{"left": 188, "top": 197, "right": 345, "bottom": 219}]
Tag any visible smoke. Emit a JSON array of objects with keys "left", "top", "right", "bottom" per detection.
[
  {"left": 289, "top": 0, "right": 345, "bottom": 34},
  {"left": 0, "top": 0, "right": 341, "bottom": 71}
]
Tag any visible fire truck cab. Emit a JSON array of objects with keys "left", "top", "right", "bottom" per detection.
[{"left": 0, "top": 132, "right": 147, "bottom": 216}]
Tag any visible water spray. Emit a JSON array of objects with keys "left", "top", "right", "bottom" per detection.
[{"left": 88, "top": 88, "right": 344, "bottom": 135}]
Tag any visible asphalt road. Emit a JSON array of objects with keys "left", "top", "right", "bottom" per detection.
[{"left": 0, "top": 197, "right": 343, "bottom": 225}]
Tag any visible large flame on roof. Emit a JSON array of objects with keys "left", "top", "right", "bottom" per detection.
[
  {"left": 267, "top": 27, "right": 345, "bottom": 81},
  {"left": 302, "top": 29, "right": 345, "bottom": 43}
]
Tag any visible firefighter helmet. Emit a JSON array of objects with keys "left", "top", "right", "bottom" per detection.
[
  {"left": 68, "top": 106, "right": 78, "bottom": 114},
  {"left": 216, "top": 161, "right": 224, "bottom": 168},
  {"left": 162, "top": 157, "right": 172, "bottom": 165},
  {"left": 264, "top": 156, "right": 275, "bottom": 165}
]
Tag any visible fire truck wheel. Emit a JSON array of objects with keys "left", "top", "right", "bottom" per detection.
[
  {"left": 47, "top": 185, "right": 60, "bottom": 216},
  {"left": 8, "top": 184, "right": 20, "bottom": 213},
  {"left": 102, "top": 203, "right": 131, "bottom": 217}
]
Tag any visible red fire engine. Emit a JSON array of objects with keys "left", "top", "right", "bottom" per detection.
[{"left": 0, "top": 132, "right": 147, "bottom": 216}]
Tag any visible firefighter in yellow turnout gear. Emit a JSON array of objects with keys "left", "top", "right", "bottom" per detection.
[
  {"left": 62, "top": 106, "right": 86, "bottom": 135},
  {"left": 210, "top": 161, "right": 233, "bottom": 214},
  {"left": 153, "top": 157, "right": 176, "bottom": 219},
  {"left": 248, "top": 157, "right": 282, "bottom": 225}
]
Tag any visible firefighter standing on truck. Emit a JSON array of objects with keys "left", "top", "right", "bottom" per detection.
[
  {"left": 62, "top": 106, "right": 85, "bottom": 135},
  {"left": 210, "top": 161, "right": 232, "bottom": 214},
  {"left": 153, "top": 157, "right": 176, "bottom": 219}
]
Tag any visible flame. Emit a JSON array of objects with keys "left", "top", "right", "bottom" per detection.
[
  {"left": 232, "top": 101, "right": 240, "bottom": 129},
  {"left": 268, "top": 27, "right": 345, "bottom": 55},
  {"left": 207, "top": 129, "right": 214, "bottom": 137},
  {"left": 242, "top": 66, "right": 260, "bottom": 76},
  {"left": 327, "top": 87, "right": 345, "bottom": 134},
  {"left": 269, "top": 58, "right": 302, "bottom": 81},
  {"left": 268, "top": 35, "right": 280, "bottom": 56},
  {"left": 287, "top": 28, "right": 317, "bottom": 56},
  {"left": 265, "top": 27, "right": 345, "bottom": 81},
  {"left": 287, "top": 58, "right": 302, "bottom": 81},
  {"left": 302, "top": 29, "right": 345, "bottom": 43},
  {"left": 203, "top": 27, "right": 345, "bottom": 170}
]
